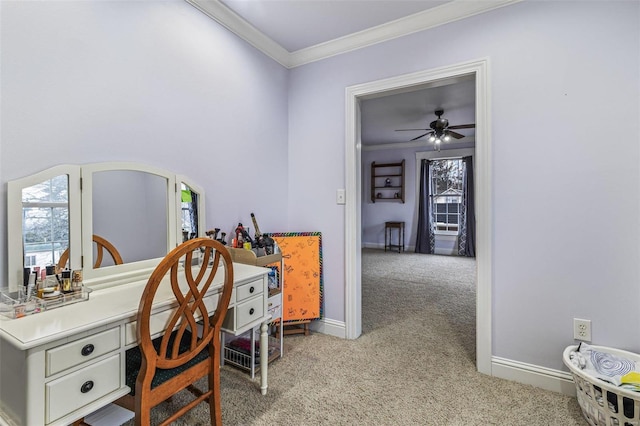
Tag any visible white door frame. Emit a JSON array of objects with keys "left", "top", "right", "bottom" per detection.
[{"left": 344, "top": 58, "right": 492, "bottom": 374}]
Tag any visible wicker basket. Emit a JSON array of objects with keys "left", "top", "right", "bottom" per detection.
[{"left": 563, "top": 345, "right": 640, "bottom": 426}]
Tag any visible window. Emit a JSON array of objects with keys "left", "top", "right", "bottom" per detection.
[
  {"left": 24, "top": 255, "right": 37, "bottom": 267},
  {"left": 431, "top": 159, "right": 463, "bottom": 233}
]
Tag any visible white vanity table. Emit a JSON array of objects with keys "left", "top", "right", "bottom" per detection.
[
  {"left": 2, "top": 162, "right": 274, "bottom": 426},
  {"left": 0, "top": 262, "right": 271, "bottom": 426}
]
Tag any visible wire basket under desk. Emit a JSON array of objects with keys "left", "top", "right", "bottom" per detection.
[{"left": 222, "top": 330, "right": 281, "bottom": 378}]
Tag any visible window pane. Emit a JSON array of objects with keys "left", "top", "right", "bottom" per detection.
[
  {"left": 449, "top": 203, "right": 459, "bottom": 213},
  {"left": 436, "top": 204, "right": 446, "bottom": 213},
  {"left": 23, "top": 207, "right": 52, "bottom": 244},
  {"left": 447, "top": 214, "right": 458, "bottom": 224},
  {"left": 436, "top": 214, "right": 446, "bottom": 223},
  {"left": 52, "top": 207, "right": 69, "bottom": 241}
]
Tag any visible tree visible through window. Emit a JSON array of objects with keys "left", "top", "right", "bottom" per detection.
[
  {"left": 21, "top": 175, "right": 69, "bottom": 268},
  {"left": 431, "top": 159, "right": 463, "bottom": 232}
]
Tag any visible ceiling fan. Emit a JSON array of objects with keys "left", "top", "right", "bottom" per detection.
[{"left": 396, "top": 109, "right": 475, "bottom": 146}]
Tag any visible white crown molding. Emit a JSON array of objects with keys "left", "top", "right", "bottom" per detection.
[
  {"left": 185, "top": 0, "right": 291, "bottom": 67},
  {"left": 289, "top": 0, "right": 522, "bottom": 67},
  {"left": 187, "top": 0, "right": 522, "bottom": 69}
]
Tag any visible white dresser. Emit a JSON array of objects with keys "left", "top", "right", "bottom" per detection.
[{"left": 0, "top": 262, "right": 270, "bottom": 426}]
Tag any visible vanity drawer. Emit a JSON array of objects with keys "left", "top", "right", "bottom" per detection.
[
  {"left": 45, "top": 353, "right": 121, "bottom": 424},
  {"left": 46, "top": 327, "right": 120, "bottom": 377},
  {"left": 236, "top": 296, "right": 264, "bottom": 329},
  {"left": 236, "top": 279, "right": 263, "bottom": 303}
]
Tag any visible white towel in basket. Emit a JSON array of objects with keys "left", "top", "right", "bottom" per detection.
[{"left": 572, "top": 343, "right": 638, "bottom": 386}]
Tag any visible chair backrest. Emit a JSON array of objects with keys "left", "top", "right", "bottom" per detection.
[
  {"left": 136, "top": 237, "right": 234, "bottom": 379},
  {"left": 56, "top": 234, "right": 123, "bottom": 271}
]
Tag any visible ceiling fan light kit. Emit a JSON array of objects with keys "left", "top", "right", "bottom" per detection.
[{"left": 396, "top": 108, "right": 475, "bottom": 151}]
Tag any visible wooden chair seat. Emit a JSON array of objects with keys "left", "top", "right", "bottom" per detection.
[{"left": 124, "top": 330, "right": 209, "bottom": 395}]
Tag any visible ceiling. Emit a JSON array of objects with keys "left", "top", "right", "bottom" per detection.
[
  {"left": 186, "top": 0, "right": 516, "bottom": 149},
  {"left": 219, "top": 0, "right": 453, "bottom": 52},
  {"left": 360, "top": 75, "right": 476, "bottom": 149}
]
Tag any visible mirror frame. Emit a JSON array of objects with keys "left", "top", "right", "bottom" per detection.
[
  {"left": 7, "top": 162, "right": 205, "bottom": 292},
  {"left": 7, "top": 165, "right": 81, "bottom": 292}
]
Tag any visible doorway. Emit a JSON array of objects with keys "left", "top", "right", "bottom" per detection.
[{"left": 344, "top": 59, "right": 492, "bottom": 374}]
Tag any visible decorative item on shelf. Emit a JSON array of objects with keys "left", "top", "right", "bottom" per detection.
[
  {"left": 394, "top": 192, "right": 400, "bottom": 199},
  {"left": 377, "top": 193, "right": 382, "bottom": 199},
  {"left": 385, "top": 178, "right": 391, "bottom": 187}
]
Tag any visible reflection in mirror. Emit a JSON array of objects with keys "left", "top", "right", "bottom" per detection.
[
  {"left": 181, "top": 183, "right": 199, "bottom": 242},
  {"left": 21, "top": 175, "right": 69, "bottom": 273},
  {"left": 91, "top": 170, "right": 168, "bottom": 266}
]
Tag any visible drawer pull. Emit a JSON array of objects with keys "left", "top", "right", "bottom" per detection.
[
  {"left": 249, "top": 286, "right": 255, "bottom": 293},
  {"left": 249, "top": 308, "right": 255, "bottom": 315},
  {"left": 81, "top": 344, "right": 95, "bottom": 356},
  {"left": 80, "top": 380, "right": 94, "bottom": 394}
]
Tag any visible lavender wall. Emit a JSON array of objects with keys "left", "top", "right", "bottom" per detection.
[
  {"left": 0, "top": 0, "right": 289, "bottom": 285},
  {"left": 287, "top": 0, "right": 640, "bottom": 369}
]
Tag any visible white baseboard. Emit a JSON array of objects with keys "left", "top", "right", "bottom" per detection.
[
  {"left": 310, "top": 318, "right": 346, "bottom": 338},
  {"left": 362, "top": 242, "right": 384, "bottom": 250},
  {"left": 491, "top": 356, "right": 576, "bottom": 396},
  {"left": 362, "top": 242, "right": 415, "bottom": 252}
]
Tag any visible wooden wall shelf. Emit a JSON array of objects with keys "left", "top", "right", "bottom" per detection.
[{"left": 371, "top": 160, "right": 405, "bottom": 203}]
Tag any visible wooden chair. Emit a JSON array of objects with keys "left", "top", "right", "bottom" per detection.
[
  {"left": 56, "top": 234, "right": 123, "bottom": 270},
  {"left": 116, "top": 237, "right": 234, "bottom": 426}
]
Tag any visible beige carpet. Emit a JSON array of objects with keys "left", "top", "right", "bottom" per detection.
[{"left": 123, "top": 248, "right": 585, "bottom": 425}]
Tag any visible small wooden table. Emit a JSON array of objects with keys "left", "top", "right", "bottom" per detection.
[{"left": 385, "top": 221, "right": 405, "bottom": 253}]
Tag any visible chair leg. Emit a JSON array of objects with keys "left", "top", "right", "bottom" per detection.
[
  {"left": 135, "top": 397, "right": 150, "bottom": 426},
  {"left": 209, "top": 358, "right": 222, "bottom": 424}
]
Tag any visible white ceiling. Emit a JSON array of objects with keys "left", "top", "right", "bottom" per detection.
[
  {"left": 360, "top": 76, "right": 476, "bottom": 148},
  {"left": 219, "top": 0, "right": 452, "bottom": 52},
  {"left": 186, "top": 0, "right": 517, "bottom": 148}
]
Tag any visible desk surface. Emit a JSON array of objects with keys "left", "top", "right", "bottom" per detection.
[{"left": 0, "top": 262, "right": 267, "bottom": 350}]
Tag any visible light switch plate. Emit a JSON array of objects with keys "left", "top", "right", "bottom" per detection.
[{"left": 336, "top": 189, "right": 346, "bottom": 205}]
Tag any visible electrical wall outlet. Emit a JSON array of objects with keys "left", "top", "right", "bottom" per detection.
[{"left": 573, "top": 318, "right": 592, "bottom": 342}]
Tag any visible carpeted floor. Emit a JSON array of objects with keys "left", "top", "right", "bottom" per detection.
[{"left": 123, "top": 248, "right": 585, "bottom": 425}]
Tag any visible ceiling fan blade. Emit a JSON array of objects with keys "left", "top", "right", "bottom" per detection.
[
  {"left": 448, "top": 130, "right": 465, "bottom": 139},
  {"left": 410, "top": 132, "right": 431, "bottom": 141},
  {"left": 448, "top": 123, "right": 475, "bottom": 130},
  {"left": 395, "top": 128, "right": 429, "bottom": 132}
]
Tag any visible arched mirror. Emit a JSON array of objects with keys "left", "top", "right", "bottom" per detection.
[
  {"left": 80, "top": 163, "right": 178, "bottom": 285},
  {"left": 7, "top": 165, "right": 81, "bottom": 292},
  {"left": 7, "top": 163, "right": 205, "bottom": 292}
]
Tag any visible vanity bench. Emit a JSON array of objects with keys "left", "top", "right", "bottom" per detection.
[{"left": 0, "top": 262, "right": 271, "bottom": 426}]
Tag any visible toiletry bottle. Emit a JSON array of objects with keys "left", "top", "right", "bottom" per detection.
[{"left": 61, "top": 270, "right": 72, "bottom": 293}]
